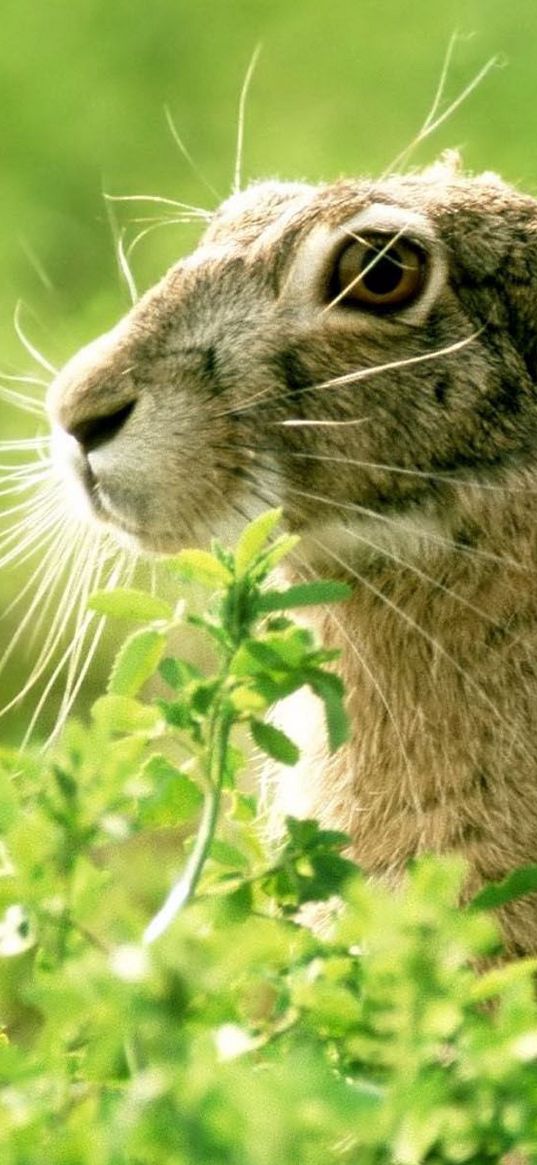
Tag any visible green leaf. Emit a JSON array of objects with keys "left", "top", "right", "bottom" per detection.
[
  {"left": 159, "top": 656, "right": 202, "bottom": 689},
  {"left": 469, "top": 865, "right": 537, "bottom": 912},
  {"left": 306, "top": 669, "right": 349, "bottom": 753},
  {"left": 139, "top": 755, "right": 203, "bottom": 825},
  {"left": 91, "top": 694, "right": 162, "bottom": 734},
  {"left": 470, "top": 956, "right": 537, "bottom": 1001},
  {"left": 209, "top": 839, "right": 249, "bottom": 870},
  {"left": 256, "top": 533, "right": 301, "bottom": 574},
  {"left": 88, "top": 588, "right": 173, "bottom": 622},
  {"left": 167, "top": 549, "right": 232, "bottom": 587},
  {"left": 228, "top": 685, "right": 268, "bottom": 714},
  {"left": 231, "top": 639, "right": 290, "bottom": 675},
  {"left": 230, "top": 629, "right": 314, "bottom": 677},
  {"left": 257, "top": 580, "right": 351, "bottom": 613},
  {"left": 108, "top": 628, "right": 166, "bottom": 697},
  {"left": 250, "top": 719, "right": 300, "bottom": 766},
  {"left": 234, "top": 508, "right": 283, "bottom": 577}
]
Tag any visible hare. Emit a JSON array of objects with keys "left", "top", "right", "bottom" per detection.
[{"left": 46, "top": 153, "right": 537, "bottom": 957}]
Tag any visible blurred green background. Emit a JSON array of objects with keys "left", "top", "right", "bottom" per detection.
[{"left": 2, "top": 0, "right": 537, "bottom": 740}]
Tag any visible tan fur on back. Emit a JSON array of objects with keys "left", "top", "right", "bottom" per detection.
[{"left": 47, "top": 162, "right": 537, "bottom": 956}]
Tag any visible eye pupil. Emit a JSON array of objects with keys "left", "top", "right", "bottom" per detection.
[{"left": 361, "top": 248, "right": 404, "bottom": 296}]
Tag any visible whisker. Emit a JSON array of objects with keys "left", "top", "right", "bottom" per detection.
[
  {"left": 0, "top": 456, "right": 51, "bottom": 470},
  {"left": 163, "top": 104, "right": 220, "bottom": 203},
  {"left": 280, "top": 450, "right": 537, "bottom": 494},
  {"left": 0, "top": 476, "right": 52, "bottom": 500},
  {"left": 0, "top": 523, "right": 76, "bottom": 670},
  {"left": 279, "top": 331, "right": 484, "bottom": 400},
  {"left": 0, "top": 497, "right": 65, "bottom": 567},
  {"left": 126, "top": 217, "right": 204, "bottom": 259},
  {"left": 280, "top": 417, "right": 371, "bottom": 430},
  {"left": 0, "top": 533, "right": 90, "bottom": 727},
  {"left": 58, "top": 549, "right": 136, "bottom": 729},
  {"left": 19, "top": 234, "right": 55, "bottom": 293},
  {"left": 0, "top": 385, "right": 46, "bottom": 416},
  {"left": 322, "top": 224, "right": 412, "bottom": 315},
  {"left": 23, "top": 527, "right": 93, "bottom": 664},
  {"left": 103, "top": 194, "right": 138, "bottom": 306},
  {"left": 344, "top": 525, "right": 500, "bottom": 627},
  {"left": 0, "top": 487, "right": 60, "bottom": 522},
  {"left": 14, "top": 302, "right": 58, "bottom": 376},
  {"left": 0, "top": 522, "right": 74, "bottom": 627},
  {"left": 0, "top": 370, "right": 49, "bottom": 389},
  {"left": 217, "top": 331, "right": 483, "bottom": 423},
  {"left": 233, "top": 43, "right": 262, "bottom": 194},
  {"left": 294, "top": 556, "right": 417, "bottom": 805},
  {"left": 20, "top": 544, "right": 103, "bottom": 745},
  {"left": 0, "top": 437, "right": 49, "bottom": 452},
  {"left": 117, "top": 230, "right": 138, "bottom": 305},
  {"left": 52, "top": 541, "right": 120, "bottom": 733},
  {"left": 125, "top": 213, "right": 206, "bottom": 225},
  {"left": 384, "top": 38, "right": 501, "bottom": 176},
  {"left": 38, "top": 544, "right": 135, "bottom": 747},
  {"left": 308, "top": 533, "right": 527, "bottom": 755},
  {"left": 283, "top": 482, "right": 529, "bottom": 573},
  {"left": 1, "top": 523, "right": 101, "bottom": 726},
  {"left": 103, "top": 192, "right": 212, "bottom": 218}
]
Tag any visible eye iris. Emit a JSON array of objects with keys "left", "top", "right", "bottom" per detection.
[{"left": 332, "top": 236, "right": 426, "bottom": 310}]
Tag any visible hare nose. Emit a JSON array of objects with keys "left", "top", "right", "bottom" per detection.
[{"left": 66, "top": 399, "right": 137, "bottom": 455}]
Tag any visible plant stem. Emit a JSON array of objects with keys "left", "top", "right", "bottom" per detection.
[{"left": 143, "top": 701, "right": 233, "bottom": 945}]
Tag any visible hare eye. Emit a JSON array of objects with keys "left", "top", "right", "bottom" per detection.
[{"left": 330, "top": 235, "right": 426, "bottom": 311}]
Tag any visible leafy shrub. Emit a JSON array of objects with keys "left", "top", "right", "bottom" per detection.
[{"left": 0, "top": 511, "right": 537, "bottom": 1164}]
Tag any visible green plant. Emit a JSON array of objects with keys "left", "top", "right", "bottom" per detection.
[{"left": 0, "top": 510, "right": 537, "bottom": 1164}]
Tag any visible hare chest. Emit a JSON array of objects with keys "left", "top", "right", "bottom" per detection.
[{"left": 272, "top": 568, "right": 537, "bottom": 957}]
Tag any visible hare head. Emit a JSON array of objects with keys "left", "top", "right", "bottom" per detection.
[{"left": 46, "top": 158, "right": 537, "bottom": 568}]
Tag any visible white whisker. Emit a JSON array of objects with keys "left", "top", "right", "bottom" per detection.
[
  {"left": 0, "top": 370, "right": 49, "bottom": 389},
  {"left": 294, "top": 556, "right": 417, "bottom": 804},
  {"left": 117, "top": 230, "right": 138, "bottom": 306},
  {"left": 0, "top": 498, "right": 64, "bottom": 568},
  {"left": 285, "top": 331, "right": 484, "bottom": 399},
  {"left": 56, "top": 550, "right": 136, "bottom": 737},
  {"left": 219, "top": 332, "right": 483, "bottom": 422},
  {"left": 104, "top": 192, "right": 211, "bottom": 218},
  {"left": 0, "top": 437, "right": 49, "bottom": 452},
  {"left": 322, "top": 224, "right": 412, "bottom": 315},
  {"left": 104, "top": 194, "right": 139, "bottom": 306},
  {"left": 384, "top": 38, "right": 501, "bottom": 176},
  {"left": 280, "top": 417, "right": 371, "bottom": 429},
  {"left": 163, "top": 104, "right": 220, "bottom": 203},
  {"left": 126, "top": 217, "right": 204, "bottom": 259},
  {"left": 0, "top": 524, "right": 76, "bottom": 672},
  {"left": 0, "top": 523, "right": 74, "bottom": 628},
  {"left": 0, "top": 385, "right": 46, "bottom": 416},
  {"left": 344, "top": 525, "right": 500, "bottom": 627},
  {"left": 285, "top": 482, "right": 528, "bottom": 572},
  {"left": 309, "top": 534, "right": 526, "bottom": 754},
  {"left": 14, "top": 302, "right": 58, "bottom": 376},
  {"left": 19, "top": 234, "right": 55, "bottom": 293},
  {"left": 281, "top": 450, "right": 537, "bottom": 494},
  {"left": 233, "top": 43, "right": 262, "bottom": 194}
]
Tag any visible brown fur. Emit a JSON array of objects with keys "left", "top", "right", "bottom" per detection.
[{"left": 47, "top": 159, "right": 537, "bottom": 955}]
